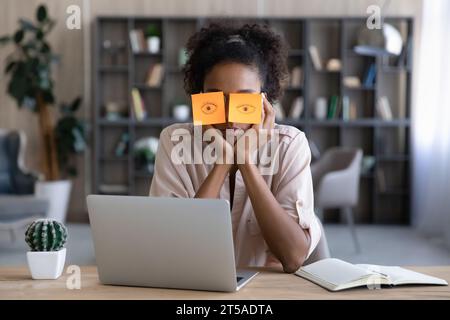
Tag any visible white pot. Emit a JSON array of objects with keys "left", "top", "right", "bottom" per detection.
[
  {"left": 35, "top": 180, "right": 72, "bottom": 223},
  {"left": 27, "top": 248, "right": 66, "bottom": 280},
  {"left": 147, "top": 36, "right": 160, "bottom": 53},
  {"left": 173, "top": 104, "right": 190, "bottom": 121}
]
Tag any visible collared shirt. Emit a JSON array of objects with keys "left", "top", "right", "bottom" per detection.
[{"left": 149, "top": 123, "right": 321, "bottom": 268}]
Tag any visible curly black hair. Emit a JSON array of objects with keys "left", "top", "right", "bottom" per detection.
[{"left": 183, "top": 22, "right": 289, "bottom": 103}]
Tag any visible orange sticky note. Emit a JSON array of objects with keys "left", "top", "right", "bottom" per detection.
[
  {"left": 191, "top": 92, "right": 226, "bottom": 125},
  {"left": 228, "top": 93, "right": 262, "bottom": 124}
]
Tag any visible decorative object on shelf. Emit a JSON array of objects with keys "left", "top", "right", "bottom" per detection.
[
  {"left": 115, "top": 132, "right": 129, "bottom": 157},
  {"left": 272, "top": 101, "right": 285, "bottom": 121},
  {"left": 25, "top": 219, "right": 68, "bottom": 280},
  {"left": 308, "top": 45, "right": 322, "bottom": 71},
  {"left": 133, "top": 136, "right": 159, "bottom": 173},
  {"left": 361, "top": 155, "right": 376, "bottom": 174},
  {"left": 314, "top": 97, "right": 327, "bottom": 120},
  {"left": 376, "top": 96, "right": 393, "bottom": 120},
  {"left": 289, "top": 96, "right": 304, "bottom": 119},
  {"left": 102, "top": 39, "right": 125, "bottom": 65},
  {"left": 105, "top": 101, "right": 127, "bottom": 120},
  {"left": 325, "top": 58, "right": 341, "bottom": 71},
  {"left": 145, "top": 63, "right": 164, "bottom": 87},
  {"left": 0, "top": 5, "right": 87, "bottom": 223},
  {"left": 172, "top": 103, "right": 190, "bottom": 121},
  {"left": 289, "top": 66, "right": 303, "bottom": 87},
  {"left": 178, "top": 47, "right": 189, "bottom": 68},
  {"left": 343, "top": 76, "right": 362, "bottom": 88},
  {"left": 145, "top": 23, "right": 161, "bottom": 53},
  {"left": 354, "top": 23, "right": 403, "bottom": 57}
]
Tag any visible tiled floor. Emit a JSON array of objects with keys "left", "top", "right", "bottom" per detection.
[{"left": 1, "top": 223, "right": 450, "bottom": 267}]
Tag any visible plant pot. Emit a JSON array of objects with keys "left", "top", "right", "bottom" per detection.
[
  {"left": 35, "top": 180, "right": 72, "bottom": 223},
  {"left": 147, "top": 36, "right": 160, "bottom": 53},
  {"left": 26, "top": 248, "right": 66, "bottom": 280}
]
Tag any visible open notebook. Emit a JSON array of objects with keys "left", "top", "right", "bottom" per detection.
[{"left": 295, "top": 258, "right": 448, "bottom": 292}]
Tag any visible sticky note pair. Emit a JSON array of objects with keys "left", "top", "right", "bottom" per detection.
[{"left": 191, "top": 92, "right": 262, "bottom": 125}]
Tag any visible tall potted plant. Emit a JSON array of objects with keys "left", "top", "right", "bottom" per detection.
[{"left": 0, "top": 5, "right": 86, "bottom": 222}]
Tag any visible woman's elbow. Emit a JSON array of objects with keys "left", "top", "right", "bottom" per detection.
[{"left": 281, "top": 251, "right": 307, "bottom": 273}]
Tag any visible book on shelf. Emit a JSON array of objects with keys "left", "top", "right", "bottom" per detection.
[
  {"left": 363, "top": 63, "right": 376, "bottom": 87},
  {"left": 327, "top": 95, "right": 339, "bottom": 119},
  {"left": 376, "top": 167, "right": 387, "bottom": 192},
  {"left": 342, "top": 96, "right": 350, "bottom": 120},
  {"left": 376, "top": 96, "right": 393, "bottom": 120},
  {"left": 349, "top": 101, "right": 357, "bottom": 120},
  {"left": 288, "top": 96, "right": 304, "bottom": 119},
  {"left": 145, "top": 63, "right": 164, "bottom": 87},
  {"left": 99, "top": 184, "right": 129, "bottom": 194},
  {"left": 308, "top": 45, "right": 322, "bottom": 71},
  {"left": 131, "top": 88, "right": 147, "bottom": 121},
  {"left": 129, "top": 29, "right": 146, "bottom": 53},
  {"left": 289, "top": 66, "right": 303, "bottom": 87},
  {"left": 295, "top": 258, "right": 447, "bottom": 292}
]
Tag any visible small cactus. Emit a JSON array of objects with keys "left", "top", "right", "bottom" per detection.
[{"left": 25, "top": 219, "right": 68, "bottom": 252}]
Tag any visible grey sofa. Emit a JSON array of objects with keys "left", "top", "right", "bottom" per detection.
[{"left": 0, "top": 129, "right": 48, "bottom": 242}]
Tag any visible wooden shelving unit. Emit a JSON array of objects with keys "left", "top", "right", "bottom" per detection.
[{"left": 93, "top": 16, "right": 413, "bottom": 224}]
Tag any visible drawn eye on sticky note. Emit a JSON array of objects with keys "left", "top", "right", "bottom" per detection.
[
  {"left": 191, "top": 92, "right": 226, "bottom": 125},
  {"left": 228, "top": 93, "right": 262, "bottom": 124}
]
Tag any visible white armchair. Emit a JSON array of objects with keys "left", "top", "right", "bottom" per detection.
[{"left": 311, "top": 147, "right": 363, "bottom": 253}]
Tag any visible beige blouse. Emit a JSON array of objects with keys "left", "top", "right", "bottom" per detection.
[{"left": 149, "top": 123, "right": 321, "bottom": 268}]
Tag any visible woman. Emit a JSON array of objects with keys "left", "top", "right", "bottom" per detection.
[{"left": 150, "top": 23, "right": 321, "bottom": 273}]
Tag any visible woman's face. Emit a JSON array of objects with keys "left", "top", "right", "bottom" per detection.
[{"left": 203, "top": 61, "right": 262, "bottom": 134}]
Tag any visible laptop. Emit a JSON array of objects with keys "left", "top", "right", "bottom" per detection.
[{"left": 87, "top": 195, "right": 258, "bottom": 292}]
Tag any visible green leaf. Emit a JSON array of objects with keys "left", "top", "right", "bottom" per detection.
[
  {"left": 70, "top": 97, "right": 82, "bottom": 112},
  {"left": 41, "top": 42, "right": 50, "bottom": 53},
  {"left": 36, "top": 29, "right": 44, "bottom": 40},
  {"left": 5, "top": 61, "right": 16, "bottom": 74},
  {"left": 14, "top": 30, "right": 24, "bottom": 43},
  {"left": 37, "top": 5, "right": 47, "bottom": 22},
  {"left": 41, "top": 90, "right": 54, "bottom": 104}
]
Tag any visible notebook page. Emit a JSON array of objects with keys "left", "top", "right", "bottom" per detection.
[
  {"left": 357, "top": 264, "right": 448, "bottom": 286},
  {"left": 301, "top": 258, "right": 373, "bottom": 286}
]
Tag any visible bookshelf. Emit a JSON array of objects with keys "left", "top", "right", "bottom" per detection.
[{"left": 93, "top": 16, "right": 413, "bottom": 224}]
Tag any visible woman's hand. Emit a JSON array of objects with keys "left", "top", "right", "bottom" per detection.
[
  {"left": 195, "top": 125, "right": 235, "bottom": 199},
  {"left": 236, "top": 93, "right": 275, "bottom": 165}
]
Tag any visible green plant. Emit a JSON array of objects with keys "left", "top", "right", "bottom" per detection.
[
  {"left": 55, "top": 97, "right": 87, "bottom": 177},
  {"left": 25, "top": 219, "right": 68, "bottom": 252},
  {"left": 0, "top": 4, "right": 86, "bottom": 180},
  {"left": 145, "top": 24, "right": 160, "bottom": 38}
]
